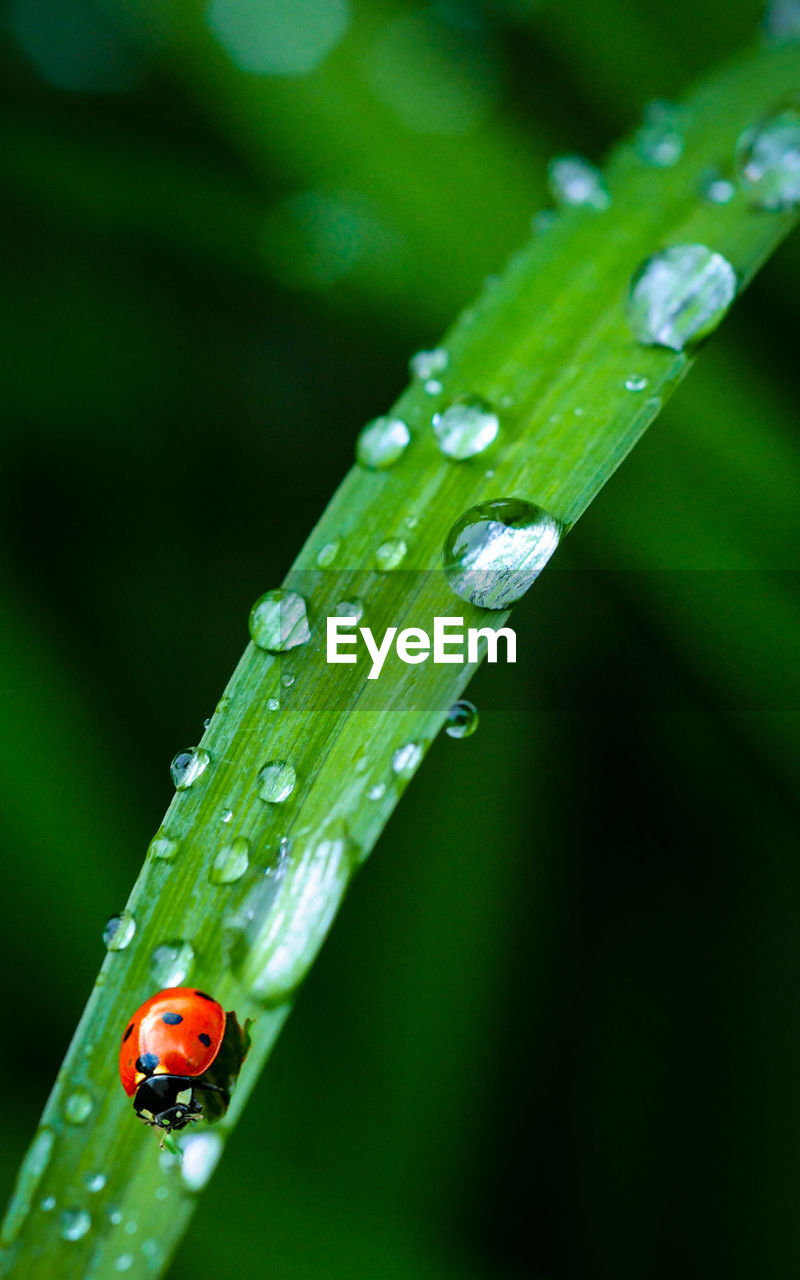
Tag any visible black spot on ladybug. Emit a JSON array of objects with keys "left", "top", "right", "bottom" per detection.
[
  {"left": 194, "top": 990, "right": 214, "bottom": 1001},
  {"left": 162, "top": 1012, "right": 183, "bottom": 1025},
  {"left": 135, "top": 1053, "right": 160, "bottom": 1075},
  {"left": 197, "top": 1033, "right": 212, "bottom": 1047},
  {"left": 122, "top": 1024, "right": 134, "bottom": 1043}
]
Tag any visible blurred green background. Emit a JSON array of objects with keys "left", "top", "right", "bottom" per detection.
[{"left": 2, "top": 0, "right": 800, "bottom": 1276}]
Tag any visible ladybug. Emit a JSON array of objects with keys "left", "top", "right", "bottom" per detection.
[{"left": 119, "top": 987, "right": 247, "bottom": 1133}]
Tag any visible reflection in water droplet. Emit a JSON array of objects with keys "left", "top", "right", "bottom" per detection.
[
  {"left": 258, "top": 762, "right": 297, "bottom": 803},
  {"left": 445, "top": 700, "right": 479, "bottom": 739},
  {"left": 736, "top": 109, "right": 800, "bottom": 210},
  {"left": 410, "top": 347, "right": 448, "bottom": 381},
  {"left": 433, "top": 396, "right": 499, "bottom": 460},
  {"left": 627, "top": 244, "right": 736, "bottom": 351},
  {"left": 206, "top": 0, "right": 350, "bottom": 76},
  {"left": 635, "top": 100, "right": 684, "bottom": 167},
  {"left": 150, "top": 941, "right": 195, "bottom": 987},
  {"left": 64, "top": 1089, "right": 93, "bottom": 1126},
  {"left": 316, "top": 540, "right": 340, "bottom": 568},
  {"left": 356, "top": 417, "right": 410, "bottom": 469},
  {"left": 181, "top": 1132, "right": 223, "bottom": 1192},
  {"left": 170, "top": 747, "right": 211, "bottom": 791},
  {"left": 220, "top": 809, "right": 234, "bottom": 825},
  {"left": 443, "top": 499, "right": 561, "bottom": 609},
  {"left": 392, "top": 742, "right": 423, "bottom": 778},
  {"left": 624, "top": 374, "right": 648, "bottom": 392},
  {"left": 280, "top": 672, "right": 296, "bottom": 689},
  {"left": 85, "top": 1173, "right": 106, "bottom": 1194},
  {"left": 103, "top": 911, "right": 136, "bottom": 952},
  {"left": 41, "top": 1196, "right": 56, "bottom": 1212},
  {"left": 1, "top": 1128, "right": 55, "bottom": 1246},
  {"left": 334, "top": 598, "right": 364, "bottom": 622},
  {"left": 149, "top": 833, "right": 179, "bottom": 861},
  {"left": 424, "top": 378, "right": 442, "bottom": 395},
  {"left": 249, "top": 589, "right": 310, "bottom": 652},
  {"left": 367, "top": 782, "right": 386, "bottom": 801},
  {"left": 375, "top": 539, "right": 407, "bottom": 571},
  {"left": 60, "top": 1207, "right": 91, "bottom": 1242},
  {"left": 210, "top": 837, "right": 251, "bottom": 885},
  {"left": 547, "top": 154, "right": 610, "bottom": 209}
]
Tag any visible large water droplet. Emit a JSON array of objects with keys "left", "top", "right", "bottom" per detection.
[
  {"left": 627, "top": 244, "right": 736, "bottom": 351},
  {"left": 210, "top": 837, "right": 250, "bottom": 885},
  {"left": 547, "top": 154, "right": 610, "bottom": 209},
  {"left": 103, "top": 911, "right": 136, "bottom": 952},
  {"left": 149, "top": 832, "right": 179, "bottom": 861},
  {"left": 635, "top": 100, "right": 684, "bottom": 167},
  {"left": 374, "top": 538, "right": 407, "bottom": 571},
  {"left": 445, "top": 700, "right": 479, "bottom": 739},
  {"left": 1, "top": 1128, "right": 55, "bottom": 1246},
  {"left": 736, "top": 109, "right": 800, "bottom": 210},
  {"left": 432, "top": 396, "right": 499, "bottom": 460},
  {"left": 334, "top": 598, "right": 364, "bottom": 622},
  {"left": 315, "top": 539, "right": 340, "bottom": 568},
  {"left": 392, "top": 742, "right": 423, "bottom": 778},
  {"left": 257, "top": 761, "right": 297, "bottom": 803},
  {"left": 170, "top": 747, "right": 210, "bottom": 791},
  {"left": 249, "top": 589, "right": 310, "bottom": 652},
  {"left": 443, "top": 499, "right": 561, "bottom": 609},
  {"left": 150, "top": 941, "right": 195, "bottom": 987},
  {"left": 181, "top": 1132, "right": 223, "bottom": 1192},
  {"left": 64, "top": 1089, "right": 93, "bottom": 1126},
  {"left": 85, "top": 1173, "right": 106, "bottom": 1194},
  {"left": 60, "top": 1207, "right": 91, "bottom": 1242},
  {"left": 356, "top": 417, "right": 410, "bottom": 469},
  {"left": 410, "top": 347, "right": 448, "bottom": 381}
]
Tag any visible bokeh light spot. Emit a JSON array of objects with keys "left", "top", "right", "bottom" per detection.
[{"left": 206, "top": 0, "right": 350, "bottom": 76}]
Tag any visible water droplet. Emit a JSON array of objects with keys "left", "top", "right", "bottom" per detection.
[
  {"left": 635, "top": 99, "right": 684, "bottom": 167},
  {"left": 410, "top": 347, "right": 448, "bottom": 381},
  {"left": 150, "top": 941, "right": 195, "bottom": 987},
  {"left": 258, "top": 761, "right": 297, "bottom": 803},
  {"left": 315, "top": 539, "right": 340, "bottom": 568},
  {"left": 367, "top": 782, "right": 386, "bottom": 801},
  {"left": 334, "top": 598, "right": 364, "bottom": 622},
  {"left": 736, "top": 109, "right": 800, "bottom": 210},
  {"left": 170, "top": 747, "right": 211, "bottom": 791},
  {"left": 124, "top": 1220, "right": 138, "bottom": 1236},
  {"left": 220, "top": 808, "right": 234, "bottom": 824},
  {"left": 154, "top": 1188, "right": 168, "bottom": 1203},
  {"left": 764, "top": 0, "right": 800, "bottom": 44},
  {"left": 445, "top": 700, "right": 479, "bottom": 739},
  {"left": 627, "top": 244, "right": 736, "bottom": 351},
  {"left": 356, "top": 417, "right": 410, "bottom": 469},
  {"left": 85, "top": 1173, "right": 106, "bottom": 1194},
  {"left": 249, "top": 589, "right": 310, "bottom": 652},
  {"left": 103, "top": 911, "right": 136, "bottom": 952},
  {"left": 405, "top": 514, "right": 419, "bottom": 530},
  {"left": 547, "top": 154, "right": 610, "bottom": 210},
  {"left": 64, "top": 1089, "right": 93, "bottom": 1126},
  {"left": 699, "top": 169, "right": 736, "bottom": 204},
  {"left": 443, "top": 499, "right": 561, "bottom": 609},
  {"left": 424, "top": 378, "right": 442, "bottom": 395},
  {"left": 280, "top": 672, "right": 296, "bottom": 689},
  {"left": 114, "top": 1255, "right": 134, "bottom": 1273},
  {"left": 181, "top": 1132, "right": 223, "bottom": 1192},
  {"left": 60, "top": 1207, "right": 91, "bottom": 1242},
  {"left": 149, "top": 833, "right": 179, "bottom": 861},
  {"left": 374, "top": 538, "right": 407, "bottom": 571},
  {"left": 432, "top": 395, "right": 499, "bottom": 460},
  {"left": 392, "top": 742, "right": 423, "bottom": 778},
  {"left": 41, "top": 1196, "right": 56, "bottom": 1212},
  {"left": 109, "top": 1207, "right": 124, "bottom": 1224},
  {"left": 142, "top": 1239, "right": 158, "bottom": 1259},
  {"left": 624, "top": 374, "right": 648, "bottom": 392},
  {"left": 210, "top": 837, "right": 250, "bottom": 885}
]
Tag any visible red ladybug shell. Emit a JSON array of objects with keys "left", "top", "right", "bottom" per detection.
[{"left": 119, "top": 988, "right": 226, "bottom": 1098}]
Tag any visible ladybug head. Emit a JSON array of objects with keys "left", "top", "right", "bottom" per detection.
[{"left": 133, "top": 1075, "right": 202, "bottom": 1131}]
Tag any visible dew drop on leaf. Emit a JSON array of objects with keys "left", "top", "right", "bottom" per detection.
[
  {"left": 410, "top": 347, "right": 448, "bottom": 381},
  {"left": 356, "top": 417, "right": 410, "bottom": 469},
  {"left": 334, "top": 598, "right": 364, "bottom": 622},
  {"left": 445, "top": 700, "right": 479, "bottom": 739},
  {"left": 170, "top": 747, "right": 211, "bottom": 791},
  {"left": 443, "top": 499, "right": 561, "bottom": 609},
  {"left": 150, "top": 941, "right": 195, "bottom": 987},
  {"left": 374, "top": 538, "right": 407, "bottom": 570},
  {"left": 148, "top": 833, "right": 179, "bottom": 861},
  {"left": 433, "top": 396, "right": 499, "bottom": 460},
  {"left": 60, "top": 1208, "right": 91, "bottom": 1242},
  {"left": 210, "top": 837, "right": 250, "bottom": 885},
  {"left": 736, "top": 109, "right": 800, "bottom": 210},
  {"left": 392, "top": 742, "right": 423, "bottom": 778},
  {"left": 103, "top": 911, "right": 136, "bottom": 952},
  {"left": 627, "top": 244, "right": 736, "bottom": 351},
  {"left": 634, "top": 99, "right": 684, "bottom": 167},
  {"left": 257, "top": 761, "right": 297, "bottom": 803},
  {"left": 63, "top": 1089, "right": 93, "bottom": 1126},
  {"left": 547, "top": 154, "right": 610, "bottom": 209},
  {"left": 249, "top": 589, "right": 310, "bottom": 652},
  {"left": 315, "top": 539, "right": 341, "bottom": 567}
]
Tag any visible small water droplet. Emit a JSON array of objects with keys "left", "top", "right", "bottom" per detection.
[
  {"left": 109, "top": 1207, "right": 124, "bottom": 1224},
  {"left": 115, "top": 1253, "right": 134, "bottom": 1271},
  {"left": 635, "top": 99, "right": 684, "bottom": 167},
  {"left": 181, "top": 1132, "right": 223, "bottom": 1192},
  {"left": 315, "top": 539, "right": 341, "bottom": 568},
  {"left": 334, "top": 598, "right": 364, "bottom": 622},
  {"left": 85, "top": 1173, "right": 106, "bottom": 1194},
  {"left": 624, "top": 374, "right": 648, "bottom": 392},
  {"left": 392, "top": 742, "right": 423, "bottom": 778},
  {"left": 210, "top": 836, "right": 250, "bottom": 885},
  {"left": 124, "top": 1220, "right": 138, "bottom": 1236},
  {"left": 258, "top": 761, "right": 297, "bottom": 803},
  {"left": 280, "top": 672, "right": 296, "bottom": 689},
  {"left": 103, "top": 911, "right": 136, "bottom": 952},
  {"left": 149, "top": 833, "right": 179, "bottom": 861},
  {"left": 699, "top": 169, "right": 736, "bottom": 204},
  {"left": 445, "top": 700, "right": 479, "bottom": 739},
  {"left": 443, "top": 499, "right": 561, "bottom": 609},
  {"left": 410, "top": 347, "right": 448, "bottom": 381},
  {"left": 142, "top": 1239, "right": 158, "bottom": 1259},
  {"left": 764, "top": 0, "right": 800, "bottom": 44},
  {"left": 219, "top": 809, "right": 234, "bottom": 825},
  {"left": 374, "top": 538, "right": 408, "bottom": 571},
  {"left": 627, "top": 244, "right": 736, "bottom": 351},
  {"left": 150, "top": 941, "right": 195, "bottom": 987},
  {"left": 60, "top": 1208, "right": 91, "bottom": 1242},
  {"left": 249, "top": 589, "right": 310, "bottom": 652},
  {"left": 356, "top": 417, "right": 411, "bottom": 469},
  {"left": 154, "top": 1188, "right": 169, "bottom": 1203},
  {"left": 405, "top": 514, "right": 419, "bottom": 530},
  {"left": 367, "top": 782, "right": 386, "bottom": 801},
  {"left": 170, "top": 747, "right": 211, "bottom": 791},
  {"left": 41, "top": 1196, "right": 56, "bottom": 1212},
  {"left": 547, "top": 154, "right": 610, "bottom": 209},
  {"left": 736, "top": 108, "right": 800, "bottom": 210},
  {"left": 432, "top": 395, "right": 499, "bottom": 460},
  {"left": 64, "top": 1089, "right": 93, "bottom": 1126},
  {"left": 424, "top": 378, "right": 442, "bottom": 395}
]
